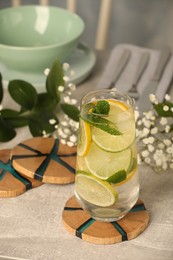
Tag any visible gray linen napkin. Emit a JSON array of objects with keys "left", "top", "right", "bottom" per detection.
[{"left": 97, "top": 44, "right": 173, "bottom": 101}]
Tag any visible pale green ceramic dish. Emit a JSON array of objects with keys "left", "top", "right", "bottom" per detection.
[{"left": 0, "top": 5, "right": 84, "bottom": 72}]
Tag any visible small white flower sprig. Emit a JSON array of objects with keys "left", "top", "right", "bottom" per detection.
[
  {"left": 45, "top": 63, "right": 79, "bottom": 147},
  {"left": 136, "top": 93, "right": 173, "bottom": 173}
]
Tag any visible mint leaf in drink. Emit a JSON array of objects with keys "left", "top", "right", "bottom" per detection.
[
  {"left": 81, "top": 113, "right": 122, "bottom": 135},
  {"left": 106, "top": 170, "right": 127, "bottom": 184},
  {"left": 93, "top": 100, "right": 110, "bottom": 115}
]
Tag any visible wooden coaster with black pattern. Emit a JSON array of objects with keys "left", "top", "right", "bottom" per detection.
[
  {"left": 0, "top": 149, "right": 42, "bottom": 198},
  {"left": 11, "top": 137, "right": 77, "bottom": 184},
  {"left": 62, "top": 195, "right": 149, "bottom": 245}
]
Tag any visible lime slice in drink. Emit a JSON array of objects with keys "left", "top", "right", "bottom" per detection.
[
  {"left": 85, "top": 142, "right": 132, "bottom": 180},
  {"left": 77, "top": 119, "right": 91, "bottom": 156},
  {"left": 75, "top": 171, "right": 118, "bottom": 207},
  {"left": 92, "top": 100, "right": 135, "bottom": 152}
]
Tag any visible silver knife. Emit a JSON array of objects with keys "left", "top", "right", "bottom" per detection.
[
  {"left": 108, "top": 49, "right": 131, "bottom": 89},
  {"left": 137, "top": 47, "right": 171, "bottom": 112}
]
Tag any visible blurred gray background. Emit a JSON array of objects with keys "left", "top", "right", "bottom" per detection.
[{"left": 0, "top": 0, "right": 173, "bottom": 50}]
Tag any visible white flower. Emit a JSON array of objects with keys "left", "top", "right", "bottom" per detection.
[
  {"left": 158, "top": 143, "right": 165, "bottom": 149},
  {"left": 141, "top": 150, "right": 150, "bottom": 157},
  {"left": 163, "top": 105, "right": 169, "bottom": 111},
  {"left": 49, "top": 119, "right": 56, "bottom": 125},
  {"left": 150, "top": 127, "right": 158, "bottom": 135},
  {"left": 69, "top": 119, "right": 76, "bottom": 127},
  {"left": 42, "top": 130, "right": 47, "bottom": 136},
  {"left": 142, "top": 127, "right": 150, "bottom": 137},
  {"left": 44, "top": 68, "right": 50, "bottom": 76},
  {"left": 137, "top": 120, "right": 142, "bottom": 126},
  {"left": 42, "top": 130, "right": 49, "bottom": 137},
  {"left": 171, "top": 107, "right": 173, "bottom": 112},
  {"left": 148, "top": 136, "right": 155, "bottom": 144},
  {"left": 60, "top": 139, "right": 67, "bottom": 145},
  {"left": 63, "top": 76, "right": 70, "bottom": 82},
  {"left": 165, "top": 94, "right": 171, "bottom": 101},
  {"left": 61, "top": 121, "right": 68, "bottom": 126},
  {"left": 67, "top": 141, "right": 74, "bottom": 147},
  {"left": 63, "top": 63, "right": 70, "bottom": 71},
  {"left": 70, "top": 99, "right": 78, "bottom": 105},
  {"left": 64, "top": 96, "right": 70, "bottom": 103},
  {"left": 149, "top": 94, "right": 158, "bottom": 104},
  {"left": 165, "top": 125, "right": 171, "bottom": 133},
  {"left": 64, "top": 128, "right": 71, "bottom": 134},
  {"left": 142, "top": 138, "right": 149, "bottom": 144},
  {"left": 69, "top": 134, "right": 77, "bottom": 143},
  {"left": 144, "top": 110, "right": 154, "bottom": 120},
  {"left": 0, "top": 104, "right": 3, "bottom": 111},
  {"left": 67, "top": 91, "right": 72, "bottom": 96},
  {"left": 144, "top": 157, "right": 151, "bottom": 164},
  {"left": 148, "top": 144, "right": 155, "bottom": 152},
  {"left": 58, "top": 85, "right": 64, "bottom": 92},
  {"left": 160, "top": 117, "right": 168, "bottom": 126},
  {"left": 163, "top": 139, "right": 172, "bottom": 146},
  {"left": 142, "top": 118, "right": 152, "bottom": 128},
  {"left": 166, "top": 146, "right": 173, "bottom": 154},
  {"left": 155, "top": 159, "right": 162, "bottom": 166},
  {"left": 153, "top": 149, "right": 168, "bottom": 166}
]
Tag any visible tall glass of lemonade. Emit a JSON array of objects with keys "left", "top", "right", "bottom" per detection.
[{"left": 75, "top": 89, "right": 139, "bottom": 222}]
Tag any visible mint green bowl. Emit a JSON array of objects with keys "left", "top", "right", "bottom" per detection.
[{"left": 0, "top": 5, "right": 84, "bottom": 72}]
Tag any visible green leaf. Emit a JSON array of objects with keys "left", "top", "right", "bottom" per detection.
[
  {"left": 1, "top": 108, "right": 19, "bottom": 118},
  {"left": 0, "top": 117, "right": 16, "bottom": 142},
  {"left": 106, "top": 170, "right": 127, "bottom": 184},
  {"left": 46, "top": 60, "right": 64, "bottom": 103},
  {"left": 33, "top": 93, "right": 57, "bottom": 112},
  {"left": 2, "top": 109, "right": 29, "bottom": 127},
  {"left": 28, "top": 110, "right": 59, "bottom": 137},
  {"left": 153, "top": 101, "right": 173, "bottom": 117},
  {"left": 93, "top": 100, "right": 110, "bottom": 115},
  {"left": 0, "top": 108, "right": 28, "bottom": 127},
  {"left": 0, "top": 73, "right": 3, "bottom": 103},
  {"left": 8, "top": 80, "right": 38, "bottom": 110},
  {"left": 61, "top": 103, "right": 79, "bottom": 122},
  {"left": 81, "top": 114, "right": 122, "bottom": 135}
]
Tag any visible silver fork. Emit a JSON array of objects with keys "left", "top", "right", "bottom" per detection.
[
  {"left": 108, "top": 49, "right": 131, "bottom": 89},
  {"left": 128, "top": 52, "right": 150, "bottom": 100}
]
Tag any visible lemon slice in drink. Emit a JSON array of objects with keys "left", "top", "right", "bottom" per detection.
[
  {"left": 85, "top": 142, "right": 132, "bottom": 180},
  {"left": 92, "top": 99, "right": 135, "bottom": 152},
  {"left": 77, "top": 119, "right": 91, "bottom": 156},
  {"left": 75, "top": 171, "right": 118, "bottom": 207}
]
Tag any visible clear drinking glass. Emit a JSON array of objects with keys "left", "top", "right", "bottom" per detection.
[{"left": 74, "top": 89, "right": 139, "bottom": 222}]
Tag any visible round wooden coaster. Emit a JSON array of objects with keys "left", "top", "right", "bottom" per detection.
[
  {"left": 11, "top": 137, "right": 77, "bottom": 184},
  {"left": 0, "top": 149, "right": 42, "bottom": 198},
  {"left": 62, "top": 195, "right": 149, "bottom": 245}
]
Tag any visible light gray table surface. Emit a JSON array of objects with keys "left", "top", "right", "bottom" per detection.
[{"left": 0, "top": 51, "right": 173, "bottom": 260}]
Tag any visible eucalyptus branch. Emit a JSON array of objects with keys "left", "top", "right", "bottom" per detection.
[{"left": 0, "top": 60, "right": 79, "bottom": 143}]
